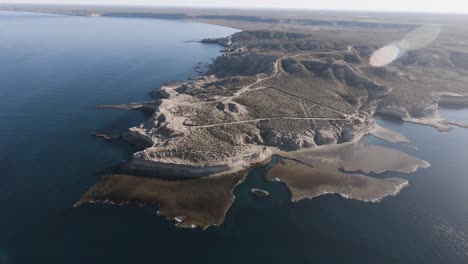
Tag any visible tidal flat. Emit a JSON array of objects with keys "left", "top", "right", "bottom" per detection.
[
  {"left": 76, "top": 140, "right": 430, "bottom": 228},
  {"left": 268, "top": 142, "right": 430, "bottom": 202},
  {"left": 275, "top": 143, "right": 430, "bottom": 174},
  {"left": 266, "top": 159, "right": 409, "bottom": 202},
  {"left": 75, "top": 173, "right": 246, "bottom": 229}
]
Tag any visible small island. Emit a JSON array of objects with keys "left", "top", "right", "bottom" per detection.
[{"left": 250, "top": 189, "right": 270, "bottom": 197}]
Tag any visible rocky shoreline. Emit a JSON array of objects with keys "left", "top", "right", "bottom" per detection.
[{"left": 76, "top": 28, "right": 468, "bottom": 229}]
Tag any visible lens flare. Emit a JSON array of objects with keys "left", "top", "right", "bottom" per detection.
[
  {"left": 370, "top": 24, "right": 440, "bottom": 67},
  {"left": 401, "top": 24, "right": 441, "bottom": 50},
  {"left": 370, "top": 44, "right": 401, "bottom": 67}
]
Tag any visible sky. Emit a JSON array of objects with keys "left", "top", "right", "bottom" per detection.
[{"left": 1, "top": 0, "right": 468, "bottom": 14}]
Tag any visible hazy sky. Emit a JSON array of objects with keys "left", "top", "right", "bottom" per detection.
[{"left": 1, "top": 0, "right": 468, "bottom": 13}]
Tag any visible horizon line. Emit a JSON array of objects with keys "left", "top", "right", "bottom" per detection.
[{"left": 2, "top": 2, "right": 468, "bottom": 15}]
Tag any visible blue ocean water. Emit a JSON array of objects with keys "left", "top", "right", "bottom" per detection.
[{"left": 1, "top": 11, "right": 468, "bottom": 264}]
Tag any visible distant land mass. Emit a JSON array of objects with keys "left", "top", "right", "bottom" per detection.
[{"left": 4, "top": 4, "right": 468, "bottom": 229}]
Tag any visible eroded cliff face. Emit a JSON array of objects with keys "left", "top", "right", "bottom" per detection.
[{"left": 121, "top": 39, "right": 393, "bottom": 177}]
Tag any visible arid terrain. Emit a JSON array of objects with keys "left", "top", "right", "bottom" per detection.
[{"left": 5, "top": 4, "right": 468, "bottom": 229}]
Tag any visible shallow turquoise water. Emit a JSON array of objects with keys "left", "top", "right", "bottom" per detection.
[{"left": 1, "top": 11, "right": 468, "bottom": 264}]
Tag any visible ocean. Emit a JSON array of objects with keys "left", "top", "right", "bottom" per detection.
[{"left": 1, "top": 11, "right": 468, "bottom": 264}]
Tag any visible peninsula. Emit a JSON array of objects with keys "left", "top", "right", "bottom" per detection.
[{"left": 6, "top": 4, "right": 467, "bottom": 229}]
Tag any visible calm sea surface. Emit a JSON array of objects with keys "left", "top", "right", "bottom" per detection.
[{"left": 1, "top": 11, "right": 468, "bottom": 264}]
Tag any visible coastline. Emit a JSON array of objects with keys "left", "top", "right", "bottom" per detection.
[
  {"left": 0, "top": 9, "right": 245, "bottom": 31},
  {"left": 4, "top": 9, "right": 468, "bottom": 263},
  {"left": 22, "top": 9, "right": 462, "bottom": 229},
  {"left": 73, "top": 29, "right": 437, "bottom": 228}
]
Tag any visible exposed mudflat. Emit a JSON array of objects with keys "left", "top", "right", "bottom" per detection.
[
  {"left": 75, "top": 173, "right": 246, "bottom": 229},
  {"left": 266, "top": 159, "right": 408, "bottom": 202},
  {"left": 268, "top": 142, "right": 429, "bottom": 202},
  {"left": 276, "top": 143, "right": 430, "bottom": 174},
  {"left": 76, "top": 141, "right": 429, "bottom": 228},
  {"left": 370, "top": 124, "right": 410, "bottom": 144}
]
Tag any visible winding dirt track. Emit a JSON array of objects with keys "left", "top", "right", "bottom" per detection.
[{"left": 186, "top": 116, "right": 347, "bottom": 128}]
